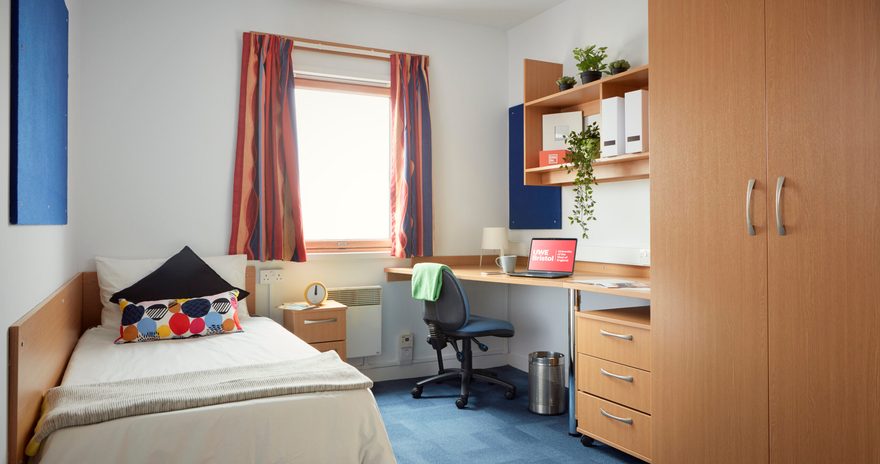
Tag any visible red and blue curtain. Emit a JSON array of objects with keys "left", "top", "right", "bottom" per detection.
[
  {"left": 229, "top": 32, "right": 307, "bottom": 262},
  {"left": 390, "top": 53, "right": 433, "bottom": 258}
]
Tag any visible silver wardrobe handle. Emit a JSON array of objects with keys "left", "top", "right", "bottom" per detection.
[
  {"left": 775, "top": 176, "right": 786, "bottom": 236},
  {"left": 599, "top": 329, "right": 633, "bottom": 341},
  {"left": 304, "top": 318, "right": 337, "bottom": 325},
  {"left": 746, "top": 178, "right": 756, "bottom": 236},
  {"left": 600, "top": 408, "right": 634, "bottom": 425},
  {"left": 600, "top": 368, "right": 634, "bottom": 383}
]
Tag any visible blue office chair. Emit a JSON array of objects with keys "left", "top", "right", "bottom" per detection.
[{"left": 411, "top": 268, "right": 517, "bottom": 409}]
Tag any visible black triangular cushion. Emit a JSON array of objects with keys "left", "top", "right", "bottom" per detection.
[{"left": 110, "top": 246, "right": 249, "bottom": 304}]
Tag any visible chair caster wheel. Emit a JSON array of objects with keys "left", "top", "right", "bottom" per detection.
[
  {"left": 580, "top": 435, "right": 594, "bottom": 447},
  {"left": 455, "top": 396, "right": 468, "bottom": 409},
  {"left": 411, "top": 386, "right": 423, "bottom": 399},
  {"left": 505, "top": 388, "right": 516, "bottom": 400}
]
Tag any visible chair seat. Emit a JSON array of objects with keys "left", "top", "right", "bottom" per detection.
[{"left": 445, "top": 315, "right": 514, "bottom": 338}]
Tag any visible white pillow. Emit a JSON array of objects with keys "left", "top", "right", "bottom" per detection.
[{"left": 96, "top": 253, "right": 250, "bottom": 329}]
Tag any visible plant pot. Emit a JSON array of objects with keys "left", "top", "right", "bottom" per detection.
[
  {"left": 609, "top": 66, "right": 630, "bottom": 75},
  {"left": 580, "top": 71, "right": 602, "bottom": 84},
  {"left": 558, "top": 82, "right": 574, "bottom": 91}
]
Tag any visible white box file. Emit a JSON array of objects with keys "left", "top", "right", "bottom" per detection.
[
  {"left": 601, "top": 97, "right": 626, "bottom": 157},
  {"left": 625, "top": 89, "right": 649, "bottom": 153}
]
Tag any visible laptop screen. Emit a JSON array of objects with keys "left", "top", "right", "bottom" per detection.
[{"left": 527, "top": 238, "right": 578, "bottom": 273}]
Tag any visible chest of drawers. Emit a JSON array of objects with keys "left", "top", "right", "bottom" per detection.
[{"left": 576, "top": 307, "right": 651, "bottom": 462}]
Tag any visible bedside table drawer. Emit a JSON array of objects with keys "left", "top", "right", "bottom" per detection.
[
  {"left": 311, "top": 340, "right": 346, "bottom": 360},
  {"left": 577, "top": 316, "right": 651, "bottom": 370},
  {"left": 285, "top": 308, "right": 346, "bottom": 344},
  {"left": 577, "top": 354, "right": 651, "bottom": 414}
]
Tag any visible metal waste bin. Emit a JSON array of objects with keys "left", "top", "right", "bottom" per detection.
[{"left": 528, "top": 351, "right": 566, "bottom": 415}]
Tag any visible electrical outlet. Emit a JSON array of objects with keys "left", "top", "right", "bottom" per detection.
[
  {"left": 259, "top": 269, "right": 284, "bottom": 285},
  {"left": 399, "top": 346, "right": 413, "bottom": 365},
  {"left": 638, "top": 249, "right": 651, "bottom": 266},
  {"left": 399, "top": 332, "right": 414, "bottom": 365}
]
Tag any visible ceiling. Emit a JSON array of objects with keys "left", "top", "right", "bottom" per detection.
[{"left": 335, "top": 0, "right": 566, "bottom": 29}]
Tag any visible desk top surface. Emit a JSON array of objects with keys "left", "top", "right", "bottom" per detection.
[{"left": 385, "top": 261, "right": 651, "bottom": 301}]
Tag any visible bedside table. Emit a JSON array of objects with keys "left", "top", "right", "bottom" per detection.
[{"left": 281, "top": 300, "right": 347, "bottom": 360}]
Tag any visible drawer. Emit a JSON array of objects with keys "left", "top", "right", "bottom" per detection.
[
  {"left": 577, "top": 392, "right": 652, "bottom": 462},
  {"left": 577, "top": 354, "right": 652, "bottom": 414},
  {"left": 284, "top": 308, "right": 346, "bottom": 344},
  {"left": 577, "top": 316, "right": 651, "bottom": 370},
  {"left": 311, "top": 340, "right": 347, "bottom": 361}
]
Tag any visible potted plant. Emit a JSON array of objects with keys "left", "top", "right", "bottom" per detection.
[
  {"left": 573, "top": 45, "right": 608, "bottom": 84},
  {"left": 556, "top": 76, "right": 577, "bottom": 91},
  {"left": 608, "top": 59, "right": 631, "bottom": 75},
  {"left": 563, "top": 122, "right": 601, "bottom": 238}
]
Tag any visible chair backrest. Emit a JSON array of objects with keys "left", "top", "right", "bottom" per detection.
[{"left": 423, "top": 269, "right": 470, "bottom": 331}]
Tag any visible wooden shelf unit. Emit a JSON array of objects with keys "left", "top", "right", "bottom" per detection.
[
  {"left": 522, "top": 60, "right": 649, "bottom": 186},
  {"left": 523, "top": 152, "right": 650, "bottom": 185}
]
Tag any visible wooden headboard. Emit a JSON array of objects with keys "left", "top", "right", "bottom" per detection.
[{"left": 7, "top": 266, "right": 256, "bottom": 464}]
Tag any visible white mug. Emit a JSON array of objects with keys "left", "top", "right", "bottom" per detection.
[{"left": 495, "top": 255, "right": 517, "bottom": 274}]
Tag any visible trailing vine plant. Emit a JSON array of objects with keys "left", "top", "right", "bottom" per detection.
[{"left": 563, "top": 122, "right": 601, "bottom": 239}]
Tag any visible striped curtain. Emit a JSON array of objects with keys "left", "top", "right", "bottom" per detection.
[
  {"left": 390, "top": 54, "right": 433, "bottom": 258},
  {"left": 228, "top": 32, "right": 307, "bottom": 262}
]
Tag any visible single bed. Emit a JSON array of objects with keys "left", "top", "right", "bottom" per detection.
[{"left": 8, "top": 268, "right": 395, "bottom": 463}]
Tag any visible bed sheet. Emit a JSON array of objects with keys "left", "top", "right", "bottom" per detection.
[{"left": 35, "top": 318, "right": 395, "bottom": 463}]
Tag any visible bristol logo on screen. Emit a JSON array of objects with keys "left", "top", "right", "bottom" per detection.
[{"left": 529, "top": 240, "right": 576, "bottom": 272}]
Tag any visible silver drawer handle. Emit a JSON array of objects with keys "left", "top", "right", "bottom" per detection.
[
  {"left": 600, "top": 408, "right": 634, "bottom": 425},
  {"left": 599, "top": 329, "right": 633, "bottom": 341},
  {"left": 746, "top": 178, "right": 756, "bottom": 236},
  {"left": 600, "top": 368, "right": 634, "bottom": 382},
  {"left": 304, "top": 318, "right": 337, "bottom": 325},
  {"left": 775, "top": 176, "right": 786, "bottom": 236}
]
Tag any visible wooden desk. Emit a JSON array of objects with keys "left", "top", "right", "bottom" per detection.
[
  {"left": 386, "top": 261, "right": 650, "bottom": 299},
  {"left": 385, "top": 256, "right": 651, "bottom": 436}
]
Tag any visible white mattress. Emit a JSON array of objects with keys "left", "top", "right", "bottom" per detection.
[{"left": 36, "top": 317, "right": 396, "bottom": 463}]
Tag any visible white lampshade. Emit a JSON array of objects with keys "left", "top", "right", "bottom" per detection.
[{"left": 481, "top": 227, "right": 509, "bottom": 255}]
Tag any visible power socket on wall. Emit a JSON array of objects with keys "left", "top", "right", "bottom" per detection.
[
  {"left": 259, "top": 269, "right": 284, "bottom": 285},
  {"left": 638, "top": 249, "right": 651, "bottom": 266},
  {"left": 399, "top": 332, "right": 414, "bottom": 365}
]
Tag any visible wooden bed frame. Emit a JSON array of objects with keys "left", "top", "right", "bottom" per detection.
[{"left": 7, "top": 267, "right": 256, "bottom": 464}]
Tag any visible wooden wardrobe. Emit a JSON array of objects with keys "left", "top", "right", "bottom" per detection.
[{"left": 650, "top": 0, "right": 880, "bottom": 462}]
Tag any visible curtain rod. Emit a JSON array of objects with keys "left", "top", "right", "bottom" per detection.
[{"left": 247, "top": 31, "right": 427, "bottom": 62}]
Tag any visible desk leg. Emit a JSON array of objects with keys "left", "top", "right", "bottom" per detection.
[{"left": 568, "top": 288, "right": 580, "bottom": 436}]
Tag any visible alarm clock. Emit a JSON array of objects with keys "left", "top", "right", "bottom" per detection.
[{"left": 304, "top": 281, "right": 328, "bottom": 306}]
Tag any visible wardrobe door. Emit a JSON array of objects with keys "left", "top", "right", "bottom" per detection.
[
  {"left": 650, "top": 0, "right": 769, "bottom": 462},
  {"left": 766, "top": 1, "right": 880, "bottom": 462}
]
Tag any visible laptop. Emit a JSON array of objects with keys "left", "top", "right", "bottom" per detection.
[{"left": 508, "top": 238, "right": 578, "bottom": 278}]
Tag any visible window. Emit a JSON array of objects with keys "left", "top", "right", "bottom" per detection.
[{"left": 294, "top": 78, "right": 391, "bottom": 252}]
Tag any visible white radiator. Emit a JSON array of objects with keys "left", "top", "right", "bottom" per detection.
[{"left": 328, "top": 286, "right": 382, "bottom": 358}]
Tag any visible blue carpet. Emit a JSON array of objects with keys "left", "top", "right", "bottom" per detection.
[{"left": 372, "top": 366, "right": 645, "bottom": 464}]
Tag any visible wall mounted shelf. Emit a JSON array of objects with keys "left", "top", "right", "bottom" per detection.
[
  {"left": 523, "top": 153, "right": 649, "bottom": 186},
  {"left": 522, "top": 61, "right": 649, "bottom": 186}
]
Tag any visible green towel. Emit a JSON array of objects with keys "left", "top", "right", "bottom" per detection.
[{"left": 411, "top": 263, "right": 451, "bottom": 302}]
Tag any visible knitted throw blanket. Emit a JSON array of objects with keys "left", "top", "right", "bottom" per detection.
[{"left": 26, "top": 351, "right": 371, "bottom": 456}]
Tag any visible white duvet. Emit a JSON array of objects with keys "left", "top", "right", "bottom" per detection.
[{"left": 35, "top": 317, "right": 396, "bottom": 463}]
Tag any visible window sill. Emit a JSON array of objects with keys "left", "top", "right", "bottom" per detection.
[{"left": 304, "top": 250, "right": 406, "bottom": 262}]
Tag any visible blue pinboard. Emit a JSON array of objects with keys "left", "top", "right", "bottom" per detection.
[
  {"left": 10, "top": 0, "right": 69, "bottom": 224},
  {"left": 508, "top": 105, "right": 561, "bottom": 229}
]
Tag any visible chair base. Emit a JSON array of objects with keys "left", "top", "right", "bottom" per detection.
[{"left": 411, "top": 367, "right": 517, "bottom": 409}]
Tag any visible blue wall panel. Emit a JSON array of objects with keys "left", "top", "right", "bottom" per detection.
[
  {"left": 10, "top": 0, "right": 69, "bottom": 224},
  {"left": 508, "top": 105, "right": 561, "bottom": 229}
]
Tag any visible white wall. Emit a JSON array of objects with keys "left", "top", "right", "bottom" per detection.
[
  {"left": 0, "top": 0, "right": 79, "bottom": 458},
  {"left": 67, "top": 0, "right": 510, "bottom": 378},
  {"left": 504, "top": 0, "right": 651, "bottom": 374}
]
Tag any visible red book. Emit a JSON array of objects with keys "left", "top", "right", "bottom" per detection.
[{"left": 539, "top": 150, "right": 569, "bottom": 167}]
